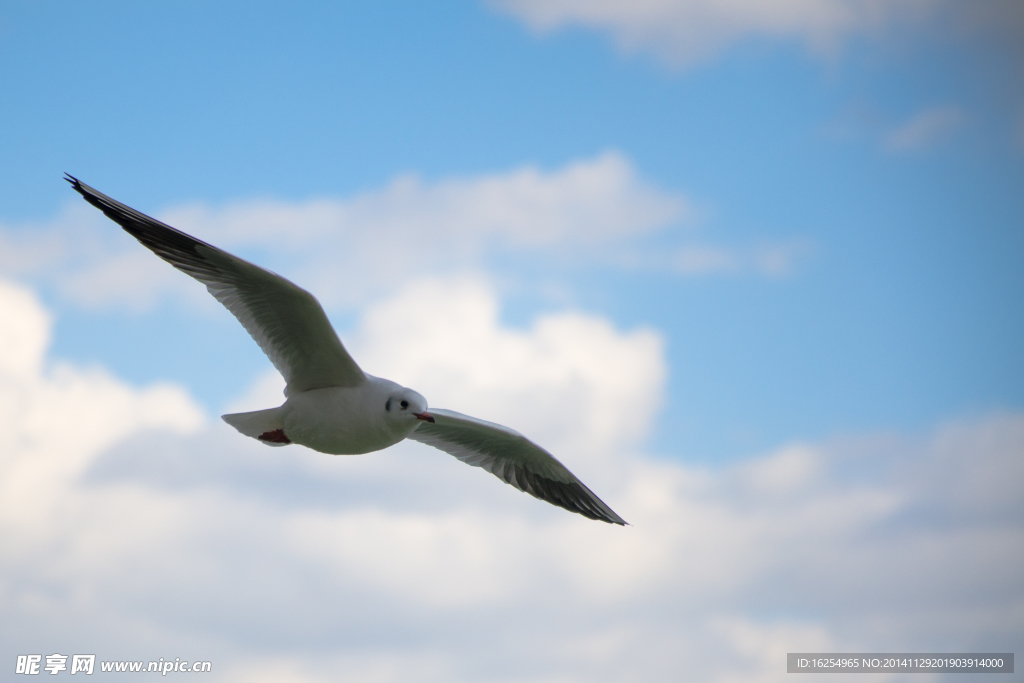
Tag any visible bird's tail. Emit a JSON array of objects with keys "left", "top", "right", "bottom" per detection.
[{"left": 222, "top": 407, "right": 290, "bottom": 447}]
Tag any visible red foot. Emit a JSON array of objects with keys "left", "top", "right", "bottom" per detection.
[{"left": 258, "top": 428, "right": 291, "bottom": 444}]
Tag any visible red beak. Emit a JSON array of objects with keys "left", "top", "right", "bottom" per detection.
[{"left": 414, "top": 412, "right": 435, "bottom": 423}]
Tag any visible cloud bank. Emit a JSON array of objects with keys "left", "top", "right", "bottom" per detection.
[
  {"left": 1, "top": 277, "right": 1020, "bottom": 682},
  {"left": 493, "top": 0, "right": 940, "bottom": 69},
  {"left": 0, "top": 153, "right": 800, "bottom": 316},
  {"left": 494, "top": 0, "right": 1024, "bottom": 73}
]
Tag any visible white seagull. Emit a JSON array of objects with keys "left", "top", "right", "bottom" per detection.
[{"left": 67, "top": 175, "right": 626, "bottom": 525}]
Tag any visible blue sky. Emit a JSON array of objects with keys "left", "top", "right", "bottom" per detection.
[
  {"left": 3, "top": 0, "right": 1022, "bottom": 461},
  {"left": 1, "top": 2, "right": 1022, "bottom": 681}
]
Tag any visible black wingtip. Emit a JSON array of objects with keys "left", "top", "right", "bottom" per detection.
[
  {"left": 65, "top": 174, "right": 107, "bottom": 208},
  {"left": 603, "top": 513, "right": 629, "bottom": 526}
]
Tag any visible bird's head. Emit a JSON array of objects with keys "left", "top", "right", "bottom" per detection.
[{"left": 384, "top": 388, "right": 434, "bottom": 426}]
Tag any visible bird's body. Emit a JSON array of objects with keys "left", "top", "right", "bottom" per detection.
[
  {"left": 274, "top": 379, "right": 427, "bottom": 455},
  {"left": 67, "top": 174, "right": 627, "bottom": 525}
]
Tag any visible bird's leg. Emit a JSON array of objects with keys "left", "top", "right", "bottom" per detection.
[{"left": 258, "top": 429, "right": 291, "bottom": 444}]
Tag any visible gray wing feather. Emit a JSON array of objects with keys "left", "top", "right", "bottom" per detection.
[
  {"left": 408, "top": 408, "right": 627, "bottom": 525},
  {"left": 66, "top": 175, "right": 365, "bottom": 393}
]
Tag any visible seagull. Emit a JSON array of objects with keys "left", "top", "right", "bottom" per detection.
[{"left": 67, "top": 175, "right": 626, "bottom": 525}]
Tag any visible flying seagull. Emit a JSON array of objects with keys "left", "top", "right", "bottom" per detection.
[{"left": 66, "top": 175, "right": 626, "bottom": 525}]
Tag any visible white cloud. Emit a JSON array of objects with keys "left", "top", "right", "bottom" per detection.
[
  {"left": 347, "top": 276, "right": 665, "bottom": 457},
  {"left": 709, "top": 618, "right": 836, "bottom": 683},
  {"left": 0, "top": 222, "right": 67, "bottom": 277},
  {"left": 2, "top": 277, "right": 1021, "bottom": 681},
  {"left": 167, "top": 151, "right": 685, "bottom": 250},
  {"left": 614, "top": 240, "right": 810, "bottom": 278},
  {"left": 2, "top": 153, "right": 800, "bottom": 319},
  {"left": 493, "top": 0, "right": 939, "bottom": 69},
  {"left": 0, "top": 203, "right": 208, "bottom": 313},
  {"left": 0, "top": 279, "right": 203, "bottom": 552},
  {"left": 159, "top": 151, "right": 688, "bottom": 309},
  {"left": 58, "top": 249, "right": 207, "bottom": 313},
  {"left": 885, "top": 105, "right": 965, "bottom": 151},
  {"left": 0, "top": 280, "right": 51, "bottom": 381}
]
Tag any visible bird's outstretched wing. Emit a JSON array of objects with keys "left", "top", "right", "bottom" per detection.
[
  {"left": 408, "top": 408, "right": 627, "bottom": 525},
  {"left": 66, "top": 175, "right": 365, "bottom": 393}
]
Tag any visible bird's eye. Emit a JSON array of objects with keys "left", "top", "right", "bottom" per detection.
[{"left": 400, "top": 400, "right": 409, "bottom": 409}]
